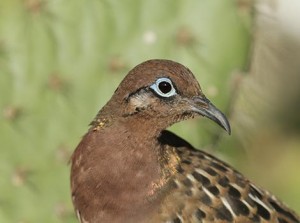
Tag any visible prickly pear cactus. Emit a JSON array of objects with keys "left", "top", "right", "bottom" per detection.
[{"left": 0, "top": 1, "right": 251, "bottom": 222}]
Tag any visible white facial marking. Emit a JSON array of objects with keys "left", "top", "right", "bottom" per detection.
[{"left": 129, "top": 93, "right": 152, "bottom": 108}]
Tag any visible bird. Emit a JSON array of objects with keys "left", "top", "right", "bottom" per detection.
[{"left": 70, "top": 59, "right": 300, "bottom": 223}]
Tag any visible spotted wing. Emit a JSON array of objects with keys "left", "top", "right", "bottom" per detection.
[{"left": 156, "top": 146, "right": 300, "bottom": 223}]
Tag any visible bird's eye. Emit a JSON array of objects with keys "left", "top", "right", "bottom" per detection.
[{"left": 150, "top": 77, "right": 177, "bottom": 97}]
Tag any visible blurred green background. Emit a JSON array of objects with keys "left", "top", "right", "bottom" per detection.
[{"left": 0, "top": 0, "right": 299, "bottom": 222}]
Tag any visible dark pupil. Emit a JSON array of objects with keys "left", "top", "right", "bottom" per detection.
[{"left": 158, "top": 81, "right": 172, "bottom": 94}]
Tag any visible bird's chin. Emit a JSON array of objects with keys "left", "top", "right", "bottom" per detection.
[{"left": 173, "top": 112, "right": 196, "bottom": 123}]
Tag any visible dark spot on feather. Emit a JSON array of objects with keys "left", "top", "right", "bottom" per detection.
[
  {"left": 250, "top": 185, "right": 263, "bottom": 199},
  {"left": 235, "top": 176, "right": 246, "bottom": 188},
  {"left": 255, "top": 201, "right": 271, "bottom": 220},
  {"left": 207, "top": 186, "right": 220, "bottom": 196},
  {"left": 250, "top": 215, "right": 261, "bottom": 222},
  {"left": 245, "top": 195, "right": 256, "bottom": 207},
  {"left": 182, "top": 159, "right": 191, "bottom": 165},
  {"left": 200, "top": 192, "right": 211, "bottom": 206},
  {"left": 182, "top": 178, "right": 192, "bottom": 187},
  {"left": 176, "top": 165, "right": 184, "bottom": 174},
  {"left": 278, "top": 218, "right": 288, "bottom": 223},
  {"left": 176, "top": 150, "right": 183, "bottom": 155},
  {"left": 170, "top": 180, "right": 178, "bottom": 189},
  {"left": 195, "top": 208, "right": 206, "bottom": 219},
  {"left": 197, "top": 153, "right": 205, "bottom": 159},
  {"left": 204, "top": 167, "right": 218, "bottom": 176},
  {"left": 269, "top": 199, "right": 300, "bottom": 222},
  {"left": 173, "top": 217, "right": 182, "bottom": 223},
  {"left": 216, "top": 205, "right": 233, "bottom": 222},
  {"left": 218, "top": 176, "right": 229, "bottom": 187},
  {"left": 192, "top": 171, "right": 210, "bottom": 186},
  {"left": 228, "top": 185, "right": 241, "bottom": 199},
  {"left": 185, "top": 189, "right": 192, "bottom": 196},
  {"left": 227, "top": 197, "right": 250, "bottom": 216},
  {"left": 211, "top": 162, "right": 228, "bottom": 172}
]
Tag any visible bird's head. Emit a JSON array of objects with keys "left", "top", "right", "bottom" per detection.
[{"left": 105, "top": 59, "right": 230, "bottom": 134}]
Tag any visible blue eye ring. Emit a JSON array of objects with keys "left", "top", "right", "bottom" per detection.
[{"left": 150, "top": 77, "right": 177, "bottom": 98}]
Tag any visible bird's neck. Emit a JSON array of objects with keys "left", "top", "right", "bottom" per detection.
[
  {"left": 91, "top": 106, "right": 173, "bottom": 139},
  {"left": 78, "top": 114, "right": 180, "bottom": 220}
]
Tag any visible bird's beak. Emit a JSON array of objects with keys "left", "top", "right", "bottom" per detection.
[{"left": 190, "top": 96, "right": 231, "bottom": 134}]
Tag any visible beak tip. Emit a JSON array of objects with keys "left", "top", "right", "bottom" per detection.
[
  {"left": 224, "top": 124, "right": 231, "bottom": 135},
  {"left": 217, "top": 115, "right": 231, "bottom": 135}
]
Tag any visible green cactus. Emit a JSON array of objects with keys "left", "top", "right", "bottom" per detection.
[{"left": 0, "top": 1, "right": 252, "bottom": 222}]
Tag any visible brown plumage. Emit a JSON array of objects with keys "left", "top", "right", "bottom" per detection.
[{"left": 70, "top": 59, "right": 300, "bottom": 223}]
